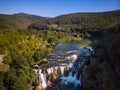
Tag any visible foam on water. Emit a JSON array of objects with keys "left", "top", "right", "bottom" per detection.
[{"left": 61, "top": 72, "right": 80, "bottom": 86}]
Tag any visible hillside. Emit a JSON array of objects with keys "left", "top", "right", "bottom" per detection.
[
  {"left": 0, "top": 10, "right": 120, "bottom": 90},
  {"left": 0, "top": 13, "right": 48, "bottom": 29},
  {"left": 28, "top": 10, "right": 120, "bottom": 32},
  {"left": 81, "top": 27, "right": 120, "bottom": 90}
]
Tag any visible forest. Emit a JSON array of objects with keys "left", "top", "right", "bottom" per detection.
[{"left": 0, "top": 10, "right": 120, "bottom": 90}]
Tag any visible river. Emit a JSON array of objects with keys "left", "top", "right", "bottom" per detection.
[{"left": 34, "top": 44, "right": 94, "bottom": 90}]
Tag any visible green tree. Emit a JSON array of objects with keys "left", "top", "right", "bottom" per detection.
[
  {"left": 10, "top": 77, "right": 29, "bottom": 90},
  {"left": 4, "top": 68, "right": 17, "bottom": 90},
  {"left": 0, "top": 72, "right": 6, "bottom": 90},
  {"left": 33, "top": 50, "right": 42, "bottom": 62},
  {"left": 4, "top": 55, "right": 11, "bottom": 64},
  {"left": 57, "top": 66, "right": 61, "bottom": 76}
]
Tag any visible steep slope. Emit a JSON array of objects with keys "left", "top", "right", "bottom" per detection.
[
  {"left": 103, "top": 28, "right": 120, "bottom": 76},
  {"left": 81, "top": 27, "right": 120, "bottom": 90},
  {"left": 0, "top": 13, "right": 48, "bottom": 29}
]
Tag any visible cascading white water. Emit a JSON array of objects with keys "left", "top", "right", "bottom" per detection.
[
  {"left": 68, "top": 63, "right": 73, "bottom": 68},
  {"left": 34, "top": 45, "right": 94, "bottom": 89},
  {"left": 60, "top": 66, "right": 65, "bottom": 75},
  {"left": 38, "top": 69, "right": 47, "bottom": 88},
  {"left": 60, "top": 65, "right": 80, "bottom": 87},
  {"left": 47, "top": 68, "right": 52, "bottom": 74},
  {"left": 47, "top": 67, "right": 54, "bottom": 74},
  {"left": 40, "top": 73, "right": 47, "bottom": 88}
]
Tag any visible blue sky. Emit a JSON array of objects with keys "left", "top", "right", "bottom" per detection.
[{"left": 0, "top": 0, "right": 119, "bottom": 17}]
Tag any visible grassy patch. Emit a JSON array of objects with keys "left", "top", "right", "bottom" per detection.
[{"left": 69, "top": 38, "right": 93, "bottom": 47}]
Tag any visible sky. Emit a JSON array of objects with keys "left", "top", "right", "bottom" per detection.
[{"left": 0, "top": 0, "right": 120, "bottom": 17}]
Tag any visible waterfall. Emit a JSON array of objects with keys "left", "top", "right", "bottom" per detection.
[
  {"left": 34, "top": 54, "right": 80, "bottom": 89},
  {"left": 47, "top": 68, "right": 52, "bottom": 74},
  {"left": 33, "top": 45, "right": 94, "bottom": 89},
  {"left": 61, "top": 67, "right": 80, "bottom": 87},
  {"left": 40, "top": 73, "right": 47, "bottom": 88},
  {"left": 47, "top": 67, "right": 58, "bottom": 74},
  {"left": 69, "top": 63, "right": 73, "bottom": 68},
  {"left": 60, "top": 66, "right": 65, "bottom": 75},
  {"left": 37, "top": 69, "right": 47, "bottom": 88}
]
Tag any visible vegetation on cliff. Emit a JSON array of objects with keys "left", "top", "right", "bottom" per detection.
[{"left": 81, "top": 27, "right": 120, "bottom": 90}]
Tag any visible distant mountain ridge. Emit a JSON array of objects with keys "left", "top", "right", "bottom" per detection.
[
  {"left": 0, "top": 10, "right": 119, "bottom": 30},
  {"left": 28, "top": 10, "right": 120, "bottom": 31},
  {"left": 0, "top": 13, "right": 49, "bottom": 29}
]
